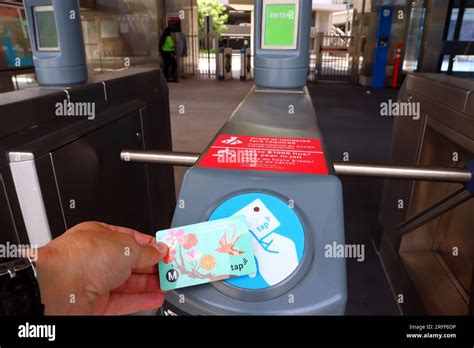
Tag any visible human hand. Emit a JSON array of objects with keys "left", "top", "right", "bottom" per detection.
[{"left": 35, "top": 222, "right": 168, "bottom": 315}]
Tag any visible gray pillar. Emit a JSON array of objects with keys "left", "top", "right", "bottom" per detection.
[{"left": 417, "top": 0, "right": 449, "bottom": 72}]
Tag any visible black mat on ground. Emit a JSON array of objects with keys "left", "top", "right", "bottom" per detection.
[{"left": 308, "top": 81, "right": 400, "bottom": 315}]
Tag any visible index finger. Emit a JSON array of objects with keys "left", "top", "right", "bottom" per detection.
[
  {"left": 98, "top": 222, "right": 156, "bottom": 245},
  {"left": 97, "top": 222, "right": 163, "bottom": 274}
]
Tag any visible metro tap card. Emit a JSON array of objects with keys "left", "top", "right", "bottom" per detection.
[
  {"left": 231, "top": 199, "right": 281, "bottom": 240},
  {"left": 156, "top": 216, "right": 257, "bottom": 291}
]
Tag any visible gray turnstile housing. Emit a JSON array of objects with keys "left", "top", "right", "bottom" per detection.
[
  {"left": 0, "top": 68, "right": 175, "bottom": 246},
  {"left": 164, "top": 87, "right": 347, "bottom": 315},
  {"left": 217, "top": 47, "right": 233, "bottom": 81},
  {"left": 253, "top": 0, "right": 312, "bottom": 90},
  {"left": 24, "top": 0, "right": 88, "bottom": 85}
]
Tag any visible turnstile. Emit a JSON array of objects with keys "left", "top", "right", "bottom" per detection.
[
  {"left": 240, "top": 48, "right": 252, "bottom": 81},
  {"left": 159, "top": 87, "right": 347, "bottom": 315},
  {"left": 217, "top": 47, "right": 233, "bottom": 81},
  {"left": 0, "top": 68, "right": 175, "bottom": 246},
  {"left": 158, "top": 0, "right": 348, "bottom": 314},
  {"left": 119, "top": 0, "right": 473, "bottom": 316}
]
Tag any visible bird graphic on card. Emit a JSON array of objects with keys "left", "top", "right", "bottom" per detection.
[{"left": 215, "top": 229, "right": 245, "bottom": 256}]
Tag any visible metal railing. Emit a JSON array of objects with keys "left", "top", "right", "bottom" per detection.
[
  {"left": 120, "top": 150, "right": 472, "bottom": 184},
  {"left": 120, "top": 149, "right": 473, "bottom": 237},
  {"left": 178, "top": 34, "right": 356, "bottom": 82},
  {"left": 316, "top": 33, "right": 355, "bottom": 81},
  {"left": 332, "top": 0, "right": 351, "bottom": 4},
  {"left": 178, "top": 34, "right": 221, "bottom": 79}
]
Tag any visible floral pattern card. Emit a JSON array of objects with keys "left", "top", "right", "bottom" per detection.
[{"left": 156, "top": 216, "right": 257, "bottom": 291}]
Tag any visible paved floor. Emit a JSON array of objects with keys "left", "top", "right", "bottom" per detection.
[
  {"left": 309, "top": 81, "right": 400, "bottom": 315},
  {"left": 168, "top": 78, "right": 400, "bottom": 315},
  {"left": 168, "top": 78, "right": 253, "bottom": 193}
]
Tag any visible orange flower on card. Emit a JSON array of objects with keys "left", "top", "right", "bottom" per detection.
[
  {"left": 200, "top": 254, "right": 216, "bottom": 271},
  {"left": 182, "top": 233, "right": 198, "bottom": 250}
]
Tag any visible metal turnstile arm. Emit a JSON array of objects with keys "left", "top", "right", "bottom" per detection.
[
  {"left": 120, "top": 150, "right": 473, "bottom": 184},
  {"left": 120, "top": 150, "right": 474, "bottom": 236}
]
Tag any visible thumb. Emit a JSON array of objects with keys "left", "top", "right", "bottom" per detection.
[{"left": 131, "top": 242, "right": 168, "bottom": 270}]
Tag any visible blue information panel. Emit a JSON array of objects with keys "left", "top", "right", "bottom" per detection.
[
  {"left": 209, "top": 193, "right": 305, "bottom": 289},
  {"left": 372, "top": 5, "right": 393, "bottom": 88}
]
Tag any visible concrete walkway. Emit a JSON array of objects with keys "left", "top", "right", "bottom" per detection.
[
  {"left": 309, "top": 82, "right": 399, "bottom": 315},
  {"left": 168, "top": 78, "right": 253, "bottom": 193}
]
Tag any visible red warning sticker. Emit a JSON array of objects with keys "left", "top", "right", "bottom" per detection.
[{"left": 198, "top": 134, "right": 328, "bottom": 175}]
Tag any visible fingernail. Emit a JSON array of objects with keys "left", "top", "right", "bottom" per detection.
[{"left": 154, "top": 242, "right": 168, "bottom": 255}]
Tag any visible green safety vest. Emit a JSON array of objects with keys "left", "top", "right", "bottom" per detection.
[{"left": 162, "top": 36, "right": 175, "bottom": 52}]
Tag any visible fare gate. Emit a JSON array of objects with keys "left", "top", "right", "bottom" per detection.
[{"left": 316, "top": 33, "right": 355, "bottom": 81}]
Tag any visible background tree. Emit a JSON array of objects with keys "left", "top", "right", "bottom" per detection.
[{"left": 197, "top": 0, "right": 229, "bottom": 34}]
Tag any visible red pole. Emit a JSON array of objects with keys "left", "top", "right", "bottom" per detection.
[{"left": 392, "top": 42, "right": 403, "bottom": 88}]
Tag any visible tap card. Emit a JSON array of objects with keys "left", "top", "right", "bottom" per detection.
[
  {"left": 156, "top": 216, "right": 257, "bottom": 291},
  {"left": 231, "top": 199, "right": 281, "bottom": 240}
]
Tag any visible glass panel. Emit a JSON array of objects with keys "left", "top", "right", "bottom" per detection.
[
  {"left": 440, "top": 55, "right": 474, "bottom": 72},
  {"left": 459, "top": 8, "right": 474, "bottom": 40},
  {"left": 81, "top": 0, "right": 164, "bottom": 75},
  {"left": 35, "top": 8, "right": 59, "bottom": 50},
  {"left": 440, "top": 54, "right": 450, "bottom": 72},
  {"left": 447, "top": 8, "right": 459, "bottom": 41},
  {"left": 0, "top": 5, "right": 33, "bottom": 69},
  {"left": 402, "top": 0, "right": 426, "bottom": 72},
  {"left": 452, "top": 55, "right": 474, "bottom": 72}
]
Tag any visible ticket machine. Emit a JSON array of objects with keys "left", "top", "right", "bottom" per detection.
[
  {"left": 23, "top": 0, "right": 87, "bottom": 85},
  {"left": 254, "top": 0, "right": 312, "bottom": 89},
  {"left": 162, "top": 0, "right": 347, "bottom": 315}
]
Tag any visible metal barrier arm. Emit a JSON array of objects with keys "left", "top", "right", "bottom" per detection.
[
  {"left": 396, "top": 160, "right": 474, "bottom": 236},
  {"left": 121, "top": 150, "right": 198, "bottom": 167},
  {"left": 121, "top": 150, "right": 474, "bottom": 236},
  {"left": 397, "top": 187, "right": 473, "bottom": 236},
  {"left": 121, "top": 150, "right": 473, "bottom": 184},
  {"left": 333, "top": 162, "right": 471, "bottom": 183}
]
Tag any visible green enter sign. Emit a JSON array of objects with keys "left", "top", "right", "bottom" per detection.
[{"left": 264, "top": 3, "right": 297, "bottom": 49}]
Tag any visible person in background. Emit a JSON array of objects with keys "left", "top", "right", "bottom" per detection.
[
  {"left": 159, "top": 27, "right": 178, "bottom": 82},
  {"left": 176, "top": 31, "right": 188, "bottom": 80}
]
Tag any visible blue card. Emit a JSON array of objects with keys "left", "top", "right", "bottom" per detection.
[{"left": 156, "top": 216, "right": 257, "bottom": 291}]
